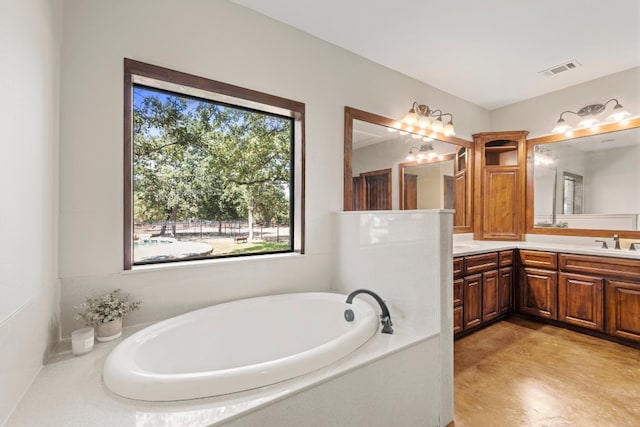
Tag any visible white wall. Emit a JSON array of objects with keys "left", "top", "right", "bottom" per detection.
[
  {"left": 0, "top": 0, "right": 61, "bottom": 423},
  {"left": 491, "top": 67, "right": 640, "bottom": 137},
  {"left": 58, "top": 0, "right": 490, "bottom": 336},
  {"left": 331, "top": 211, "right": 454, "bottom": 424},
  {"left": 585, "top": 145, "right": 640, "bottom": 214}
]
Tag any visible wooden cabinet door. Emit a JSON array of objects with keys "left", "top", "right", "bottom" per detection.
[
  {"left": 482, "top": 270, "right": 499, "bottom": 322},
  {"left": 454, "top": 306, "right": 464, "bottom": 335},
  {"left": 482, "top": 167, "right": 521, "bottom": 240},
  {"left": 453, "top": 170, "right": 467, "bottom": 227},
  {"left": 558, "top": 273, "right": 604, "bottom": 331},
  {"left": 499, "top": 266, "right": 513, "bottom": 315},
  {"left": 453, "top": 278, "right": 463, "bottom": 308},
  {"left": 519, "top": 267, "right": 557, "bottom": 319},
  {"left": 606, "top": 280, "right": 640, "bottom": 342},
  {"left": 464, "top": 274, "right": 482, "bottom": 330}
]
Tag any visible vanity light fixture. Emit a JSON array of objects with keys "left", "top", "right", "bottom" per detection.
[
  {"left": 402, "top": 102, "right": 456, "bottom": 136},
  {"left": 406, "top": 143, "right": 437, "bottom": 162},
  {"left": 551, "top": 98, "right": 632, "bottom": 134}
]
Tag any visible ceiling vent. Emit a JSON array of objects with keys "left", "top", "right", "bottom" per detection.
[{"left": 538, "top": 60, "right": 581, "bottom": 77}]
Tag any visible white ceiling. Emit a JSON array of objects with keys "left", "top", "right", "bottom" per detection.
[{"left": 233, "top": 0, "right": 640, "bottom": 110}]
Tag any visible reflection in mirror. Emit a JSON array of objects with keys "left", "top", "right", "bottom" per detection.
[
  {"left": 531, "top": 122, "right": 640, "bottom": 232},
  {"left": 562, "top": 172, "right": 583, "bottom": 215},
  {"left": 345, "top": 107, "right": 473, "bottom": 232},
  {"left": 400, "top": 157, "right": 455, "bottom": 210}
]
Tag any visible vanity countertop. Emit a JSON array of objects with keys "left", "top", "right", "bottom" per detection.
[{"left": 453, "top": 240, "right": 640, "bottom": 260}]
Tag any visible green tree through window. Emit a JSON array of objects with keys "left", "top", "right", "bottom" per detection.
[{"left": 125, "top": 60, "right": 304, "bottom": 268}]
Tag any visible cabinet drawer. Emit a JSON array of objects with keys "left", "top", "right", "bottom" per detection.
[
  {"left": 559, "top": 253, "right": 640, "bottom": 281},
  {"left": 465, "top": 252, "right": 498, "bottom": 275},
  {"left": 519, "top": 250, "right": 557, "bottom": 269},
  {"left": 453, "top": 257, "right": 464, "bottom": 279},
  {"left": 499, "top": 250, "right": 513, "bottom": 267}
]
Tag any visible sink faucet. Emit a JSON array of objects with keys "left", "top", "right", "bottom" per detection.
[
  {"left": 345, "top": 289, "right": 394, "bottom": 334},
  {"left": 613, "top": 234, "right": 621, "bottom": 250}
]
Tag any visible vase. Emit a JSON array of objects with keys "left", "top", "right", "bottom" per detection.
[{"left": 96, "top": 318, "right": 123, "bottom": 342}]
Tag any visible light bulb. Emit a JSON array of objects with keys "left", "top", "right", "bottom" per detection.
[
  {"left": 607, "top": 109, "right": 632, "bottom": 122},
  {"left": 431, "top": 118, "right": 444, "bottom": 132},
  {"left": 417, "top": 116, "right": 431, "bottom": 129},
  {"left": 443, "top": 120, "right": 455, "bottom": 136},
  {"left": 577, "top": 116, "right": 599, "bottom": 128},
  {"left": 402, "top": 108, "right": 418, "bottom": 125},
  {"left": 551, "top": 122, "right": 571, "bottom": 134}
]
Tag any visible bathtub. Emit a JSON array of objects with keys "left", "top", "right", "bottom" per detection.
[{"left": 103, "top": 292, "right": 379, "bottom": 401}]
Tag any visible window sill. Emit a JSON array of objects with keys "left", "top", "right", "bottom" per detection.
[{"left": 121, "top": 252, "right": 302, "bottom": 275}]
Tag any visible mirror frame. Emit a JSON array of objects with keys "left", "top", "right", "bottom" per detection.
[
  {"left": 526, "top": 117, "right": 640, "bottom": 238},
  {"left": 344, "top": 106, "right": 474, "bottom": 233}
]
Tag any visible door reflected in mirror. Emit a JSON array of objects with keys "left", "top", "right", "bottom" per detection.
[
  {"left": 345, "top": 107, "right": 473, "bottom": 232},
  {"left": 400, "top": 156, "right": 455, "bottom": 210}
]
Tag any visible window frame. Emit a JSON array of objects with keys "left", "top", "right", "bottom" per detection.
[{"left": 123, "top": 59, "right": 305, "bottom": 270}]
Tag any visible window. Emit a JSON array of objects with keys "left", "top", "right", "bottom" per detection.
[{"left": 124, "top": 59, "right": 304, "bottom": 269}]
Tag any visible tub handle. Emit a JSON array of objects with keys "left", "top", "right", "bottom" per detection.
[{"left": 344, "top": 309, "right": 355, "bottom": 322}]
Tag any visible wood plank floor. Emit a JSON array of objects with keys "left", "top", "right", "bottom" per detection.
[{"left": 454, "top": 316, "right": 640, "bottom": 427}]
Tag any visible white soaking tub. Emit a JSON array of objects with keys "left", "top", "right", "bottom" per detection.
[{"left": 103, "top": 292, "right": 379, "bottom": 401}]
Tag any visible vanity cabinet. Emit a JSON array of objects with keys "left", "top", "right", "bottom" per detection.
[
  {"left": 463, "top": 273, "right": 483, "bottom": 329},
  {"left": 455, "top": 247, "right": 640, "bottom": 345},
  {"left": 453, "top": 277, "right": 464, "bottom": 335},
  {"left": 518, "top": 250, "right": 558, "bottom": 320},
  {"left": 606, "top": 280, "right": 640, "bottom": 342},
  {"left": 453, "top": 251, "right": 513, "bottom": 337},
  {"left": 558, "top": 253, "right": 640, "bottom": 342},
  {"left": 453, "top": 257, "right": 465, "bottom": 334},
  {"left": 472, "top": 131, "right": 528, "bottom": 241},
  {"left": 466, "top": 253, "right": 499, "bottom": 328},
  {"left": 499, "top": 250, "right": 514, "bottom": 314}
]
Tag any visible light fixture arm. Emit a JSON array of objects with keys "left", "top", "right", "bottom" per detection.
[
  {"left": 402, "top": 101, "right": 456, "bottom": 135},
  {"left": 559, "top": 98, "right": 623, "bottom": 120},
  {"left": 411, "top": 103, "right": 453, "bottom": 121},
  {"left": 551, "top": 98, "right": 631, "bottom": 134}
]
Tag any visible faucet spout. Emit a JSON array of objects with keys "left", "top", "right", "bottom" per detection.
[
  {"left": 345, "top": 289, "right": 393, "bottom": 334},
  {"left": 613, "top": 234, "right": 621, "bottom": 250}
]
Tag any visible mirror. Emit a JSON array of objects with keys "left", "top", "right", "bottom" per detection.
[
  {"left": 527, "top": 119, "right": 640, "bottom": 236},
  {"left": 344, "top": 107, "right": 473, "bottom": 232}
]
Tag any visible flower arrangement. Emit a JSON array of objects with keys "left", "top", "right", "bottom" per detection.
[{"left": 75, "top": 289, "right": 141, "bottom": 326}]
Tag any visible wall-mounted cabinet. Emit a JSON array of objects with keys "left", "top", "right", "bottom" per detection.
[{"left": 473, "top": 131, "right": 528, "bottom": 240}]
